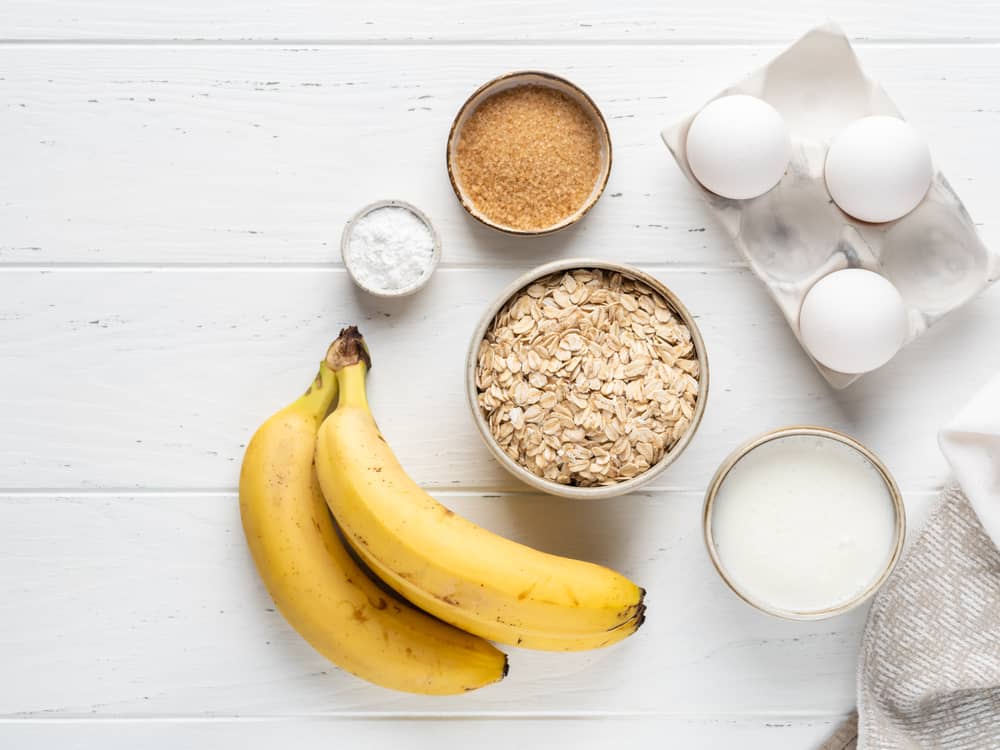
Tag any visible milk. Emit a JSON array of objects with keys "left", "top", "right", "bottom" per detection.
[{"left": 710, "top": 434, "right": 898, "bottom": 614}]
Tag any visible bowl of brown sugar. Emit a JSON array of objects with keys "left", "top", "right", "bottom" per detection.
[{"left": 447, "top": 72, "right": 612, "bottom": 235}]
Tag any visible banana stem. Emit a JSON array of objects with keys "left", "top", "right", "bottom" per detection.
[
  {"left": 325, "top": 326, "right": 372, "bottom": 372},
  {"left": 335, "top": 363, "right": 369, "bottom": 410},
  {"left": 324, "top": 326, "right": 371, "bottom": 411}
]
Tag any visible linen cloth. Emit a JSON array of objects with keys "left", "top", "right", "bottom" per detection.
[{"left": 821, "top": 375, "right": 1000, "bottom": 749}]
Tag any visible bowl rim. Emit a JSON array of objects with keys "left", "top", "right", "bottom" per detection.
[
  {"left": 465, "top": 258, "right": 710, "bottom": 499},
  {"left": 446, "top": 70, "right": 613, "bottom": 237},
  {"left": 340, "top": 199, "right": 442, "bottom": 298},
  {"left": 702, "top": 425, "right": 907, "bottom": 621}
]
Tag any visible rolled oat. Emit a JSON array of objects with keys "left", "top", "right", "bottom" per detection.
[{"left": 475, "top": 269, "right": 700, "bottom": 487}]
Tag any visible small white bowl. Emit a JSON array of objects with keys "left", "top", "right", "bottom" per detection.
[
  {"left": 466, "top": 258, "right": 709, "bottom": 499},
  {"left": 341, "top": 200, "right": 441, "bottom": 298}
]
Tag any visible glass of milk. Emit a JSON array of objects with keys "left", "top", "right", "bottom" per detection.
[{"left": 704, "top": 427, "right": 905, "bottom": 620}]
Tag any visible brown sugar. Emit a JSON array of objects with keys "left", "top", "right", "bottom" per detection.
[{"left": 454, "top": 85, "right": 603, "bottom": 231}]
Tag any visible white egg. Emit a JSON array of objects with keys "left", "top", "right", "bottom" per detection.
[
  {"left": 825, "top": 116, "right": 933, "bottom": 223},
  {"left": 799, "top": 269, "right": 908, "bottom": 374},
  {"left": 685, "top": 95, "right": 791, "bottom": 200}
]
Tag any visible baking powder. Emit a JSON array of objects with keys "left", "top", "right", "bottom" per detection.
[{"left": 345, "top": 206, "right": 436, "bottom": 293}]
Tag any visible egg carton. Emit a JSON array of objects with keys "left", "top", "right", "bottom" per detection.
[{"left": 662, "top": 22, "right": 998, "bottom": 389}]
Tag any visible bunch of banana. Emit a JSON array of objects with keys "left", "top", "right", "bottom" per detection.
[
  {"left": 239, "top": 356, "right": 507, "bottom": 695},
  {"left": 240, "top": 326, "right": 645, "bottom": 695}
]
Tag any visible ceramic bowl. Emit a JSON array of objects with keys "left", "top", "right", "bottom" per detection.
[
  {"left": 447, "top": 71, "right": 612, "bottom": 236},
  {"left": 341, "top": 200, "right": 441, "bottom": 298},
  {"left": 466, "top": 258, "right": 709, "bottom": 499}
]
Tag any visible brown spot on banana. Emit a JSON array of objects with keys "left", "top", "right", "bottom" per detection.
[{"left": 303, "top": 368, "right": 324, "bottom": 396}]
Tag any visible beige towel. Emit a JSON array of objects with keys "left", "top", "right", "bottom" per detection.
[{"left": 822, "top": 487, "right": 1000, "bottom": 749}]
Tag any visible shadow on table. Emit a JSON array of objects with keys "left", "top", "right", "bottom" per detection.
[{"left": 481, "top": 489, "right": 660, "bottom": 574}]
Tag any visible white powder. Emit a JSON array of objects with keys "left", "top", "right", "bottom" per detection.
[{"left": 345, "top": 206, "right": 436, "bottom": 292}]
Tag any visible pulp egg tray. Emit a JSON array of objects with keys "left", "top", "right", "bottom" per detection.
[{"left": 662, "top": 22, "right": 998, "bottom": 388}]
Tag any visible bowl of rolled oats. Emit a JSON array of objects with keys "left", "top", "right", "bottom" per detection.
[{"left": 468, "top": 259, "right": 709, "bottom": 499}]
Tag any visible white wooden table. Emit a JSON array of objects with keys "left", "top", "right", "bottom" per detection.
[{"left": 2, "top": 2, "right": 999, "bottom": 747}]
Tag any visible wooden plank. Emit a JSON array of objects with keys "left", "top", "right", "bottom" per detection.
[
  {"left": 0, "top": 716, "right": 846, "bottom": 749},
  {"left": 1, "top": 0, "right": 998, "bottom": 41},
  {"left": 1, "top": 44, "right": 997, "bottom": 266},
  {"left": 0, "top": 268, "right": 996, "bottom": 491},
  {"left": 0, "top": 490, "right": 935, "bottom": 717}
]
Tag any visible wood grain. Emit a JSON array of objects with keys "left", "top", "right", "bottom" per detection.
[
  {"left": 1, "top": 45, "right": 997, "bottom": 266},
  {"left": 2, "top": 1, "right": 998, "bottom": 41},
  {"left": 0, "top": 268, "right": 996, "bottom": 492},
  {"left": 0, "top": 716, "right": 845, "bottom": 750},
  {"left": 0, "top": 490, "right": 935, "bottom": 717}
]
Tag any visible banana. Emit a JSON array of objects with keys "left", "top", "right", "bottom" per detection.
[
  {"left": 349, "top": 538, "right": 644, "bottom": 651},
  {"left": 315, "top": 328, "right": 646, "bottom": 651},
  {"left": 239, "top": 359, "right": 508, "bottom": 695}
]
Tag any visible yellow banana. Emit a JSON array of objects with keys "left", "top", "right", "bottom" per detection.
[
  {"left": 315, "top": 328, "right": 646, "bottom": 651},
  {"left": 239, "top": 358, "right": 508, "bottom": 695},
  {"left": 349, "top": 537, "right": 644, "bottom": 651}
]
